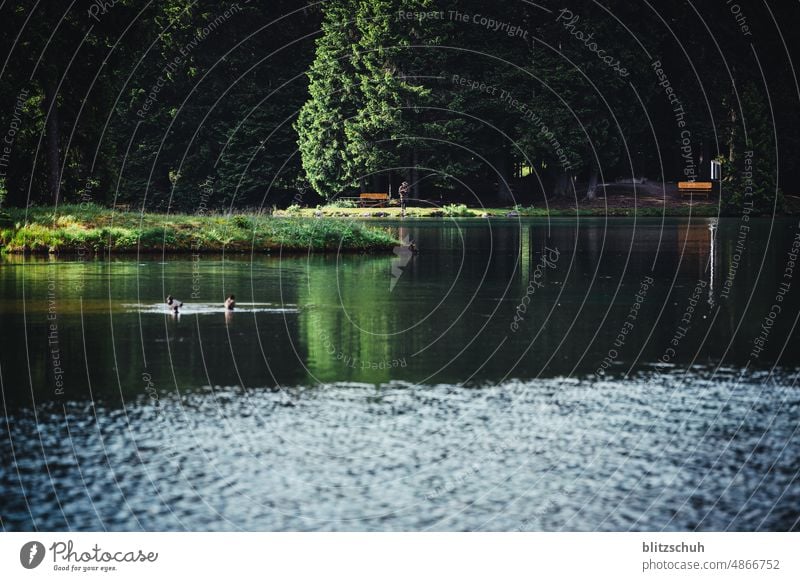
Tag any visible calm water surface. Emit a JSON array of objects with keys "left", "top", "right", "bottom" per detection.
[{"left": 1, "top": 217, "right": 799, "bottom": 530}]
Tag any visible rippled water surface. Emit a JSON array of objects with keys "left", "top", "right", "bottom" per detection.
[{"left": 1, "top": 218, "right": 799, "bottom": 530}]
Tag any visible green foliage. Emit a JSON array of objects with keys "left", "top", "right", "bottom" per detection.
[
  {"left": 323, "top": 199, "right": 358, "bottom": 209},
  {"left": 231, "top": 214, "right": 254, "bottom": 230},
  {"left": 295, "top": 0, "right": 361, "bottom": 198},
  {"left": 296, "top": 0, "right": 441, "bottom": 199},
  {"left": 442, "top": 203, "right": 474, "bottom": 217},
  {"left": 0, "top": 1, "right": 322, "bottom": 209},
  {"left": 0, "top": 0, "right": 796, "bottom": 209},
  {"left": 719, "top": 85, "right": 783, "bottom": 214},
  {"left": 0, "top": 206, "right": 397, "bottom": 253}
]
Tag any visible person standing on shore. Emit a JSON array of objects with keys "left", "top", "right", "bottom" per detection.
[{"left": 398, "top": 181, "right": 410, "bottom": 217}]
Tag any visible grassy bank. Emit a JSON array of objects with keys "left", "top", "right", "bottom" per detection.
[
  {"left": 0, "top": 205, "right": 398, "bottom": 254},
  {"left": 275, "top": 202, "right": 721, "bottom": 219}
]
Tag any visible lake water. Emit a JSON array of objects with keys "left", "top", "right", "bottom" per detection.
[{"left": 1, "top": 217, "right": 799, "bottom": 531}]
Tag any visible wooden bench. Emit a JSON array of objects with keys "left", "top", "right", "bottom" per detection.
[
  {"left": 359, "top": 192, "right": 390, "bottom": 207},
  {"left": 678, "top": 181, "right": 713, "bottom": 198},
  {"left": 113, "top": 203, "right": 131, "bottom": 212}
]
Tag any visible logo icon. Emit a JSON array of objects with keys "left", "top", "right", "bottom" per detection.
[{"left": 20, "top": 541, "right": 46, "bottom": 569}]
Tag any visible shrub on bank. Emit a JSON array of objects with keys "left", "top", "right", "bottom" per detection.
[
  {"left": 322, "top": 199, "right": 358, "bottom": 209},
  {"left": 442, "top": 204, "right": 474, "bottom": 217}
]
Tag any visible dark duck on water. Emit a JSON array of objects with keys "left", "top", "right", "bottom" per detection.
[
  {"left": 224, "top": 295, "right": 236, "bottom": 310},
  {"left": 166, "top": 295, "right": 183, "bottom": 314}
]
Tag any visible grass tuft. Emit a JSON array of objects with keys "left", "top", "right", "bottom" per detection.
[{"left": 442, "top": 203, "right": 475, "bottom": 217}]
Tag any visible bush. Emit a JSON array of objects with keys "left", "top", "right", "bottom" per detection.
[
  {"left": 323, "top": 198, "right": 357, "bottom": 209},
  {"left": 718, "top": 84, "right": 783, "bottom": 215},
  {"left": 138, "top": 227, "right": 167, "bottom": 250},
  {"left": 442, "top": 203, "right": 474, "bottom": 217},
  {"left": 231, "top": 214, "right": 253, "bottom": 230},
  {"left": 719, "top": 154, "right": 782, "bottom": 215},
  {"left": 6, "top": 223, "right": 55, "bottom": 251}
]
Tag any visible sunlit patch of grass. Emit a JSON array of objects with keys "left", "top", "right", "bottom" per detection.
[{"left": 1, "top": 206, "right": 398, "bottom": 254}]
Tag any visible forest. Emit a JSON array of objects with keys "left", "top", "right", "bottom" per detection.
[{"left": 0, "top": 0, "right": 797, "bottom": 214}]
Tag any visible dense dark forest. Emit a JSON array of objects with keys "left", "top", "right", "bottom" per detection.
[{"left": 0, "top": 0, "right": 797, "bottom": 212}]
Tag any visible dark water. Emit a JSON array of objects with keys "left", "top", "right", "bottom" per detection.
[{"left": 1, "top": 217, "right": 799, "bottom": 531}]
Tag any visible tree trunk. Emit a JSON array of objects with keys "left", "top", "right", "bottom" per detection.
[
  {"left": 552, "top": 172, "right": 570, "bottom": 198},
  {"left": 585, "top": 166, "right": 599, "bottom": 200},
  {"left": 44, "top": 82, "right": 60, "bottom": 205}
]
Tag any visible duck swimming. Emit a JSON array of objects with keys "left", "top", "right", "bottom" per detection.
[
  {"left": 166, "top": 295, "right": 183, "bottom": 314},
  {"left": 224, "top": 295, "right": 236, "bottom": 310}
]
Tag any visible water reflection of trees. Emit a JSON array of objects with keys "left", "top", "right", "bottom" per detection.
[{"left": 2, "top": 220, "right": 798, "bottom": 408}]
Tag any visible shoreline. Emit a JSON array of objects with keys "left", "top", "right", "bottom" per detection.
[
  {"left": 3, "top": 198, "right": 795, "bottom": 255},
  {"left": 0, "top": 205, "right": 399, "bottom": 255},
  {"left": 277, "top": 203, "right": 722, "bottom": 219}
]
